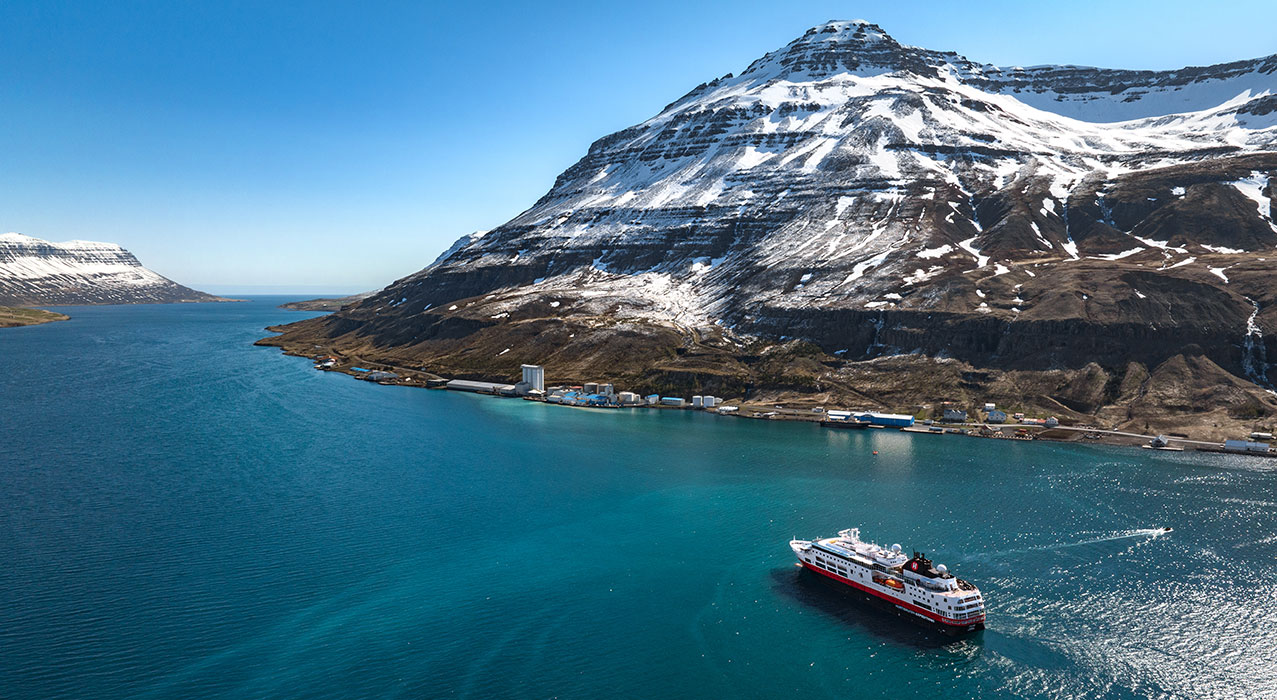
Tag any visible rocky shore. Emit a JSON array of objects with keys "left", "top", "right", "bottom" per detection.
[
  {"left": 255, "top": 335, "right": 1267, "bottom": 458},
  {"left": 277, "top": 293, "right": 373, "bottom": 312}
]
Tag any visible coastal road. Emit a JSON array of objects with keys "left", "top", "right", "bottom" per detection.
[
  {"left": 744, "top": 403, "right": 1227, "bottom": 449},
  {"left": 959, "top": 422, "right": 1225, "bottom": 448}
]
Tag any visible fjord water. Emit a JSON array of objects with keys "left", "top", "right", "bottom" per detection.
[{"left": 2, "top": 300, "right": 1275, "bottom": 700}]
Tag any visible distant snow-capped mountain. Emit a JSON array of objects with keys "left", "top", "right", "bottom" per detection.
[
  {"left": 0, "top": 233, "right": 226, "bottom": 306},
  {"left": 268, "top": 21, "right": 1277, "bottom": 436}
]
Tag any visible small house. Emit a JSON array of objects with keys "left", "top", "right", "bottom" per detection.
[{"left": 941, "top": 408, "right": 968, "bottom": 423}]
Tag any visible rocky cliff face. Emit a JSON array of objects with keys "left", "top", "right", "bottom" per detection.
[
  {"left": 0, "top": 233, "right": 226, "bottom": 306},
  {"left": 266, "top": 20, "right": 1277, "bottom": 436}
]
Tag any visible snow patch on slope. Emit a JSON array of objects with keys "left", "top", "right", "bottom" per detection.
[{"left": 1231, "top": 172, "right": 1276, "bottom": 232}]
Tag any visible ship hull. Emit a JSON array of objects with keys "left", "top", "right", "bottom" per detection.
[
  {"left": 799, "top": 562, "right": 985, "bottom": 636},
  {"left": 819, "top": 420, "right": 869, "bottom": 429}
]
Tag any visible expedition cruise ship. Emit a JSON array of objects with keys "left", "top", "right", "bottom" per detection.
[{"left": 790, "top": 528, "right": 985, "bottom": 634}]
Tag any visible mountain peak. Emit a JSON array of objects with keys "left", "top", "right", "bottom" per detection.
[
  {"left": 739, "top": 20, "right": 931, "bottom": 81},
  {"left": 803, "top": 19, "right": 892, "bottom": 41},
  {"left": 2, "top": 232, "right": 127, "bottom": 252}
]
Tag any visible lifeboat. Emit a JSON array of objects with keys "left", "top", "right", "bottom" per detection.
[{"left": 871, "top": 573, "right": 905, "bottom": 590}]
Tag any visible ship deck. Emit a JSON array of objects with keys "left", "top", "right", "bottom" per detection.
[{"left": 809, "top": 539, "right": 980, "bottom": 600}]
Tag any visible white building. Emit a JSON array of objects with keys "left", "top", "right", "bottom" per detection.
[{"left": 521, "top": 364, "right": 545, "bottom": 393}]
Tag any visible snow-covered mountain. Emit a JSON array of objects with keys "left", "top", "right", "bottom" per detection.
[
  {"left": 268, "top": 21, "right": 1277, "bottom": 435},
  {"left": 369, "top": 21, "right": 1276, "bottom": 324},
  {"left": 0, "top": 233, "right": 225, "bottom": 306}
]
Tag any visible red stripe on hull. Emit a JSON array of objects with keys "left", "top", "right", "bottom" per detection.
[{"left": 800, "top": 561, "right": 984, "bottom": 627}]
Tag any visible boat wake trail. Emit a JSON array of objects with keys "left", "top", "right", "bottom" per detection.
[
  {"left": 1061, "top": 528, "right": 1169, "bottom": 549},
  {"left": 969, "top": 528, "right": 1170, "bottom": 563}
]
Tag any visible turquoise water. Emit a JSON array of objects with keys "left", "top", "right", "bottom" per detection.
[{"left": 2, "top": 299, "right": 1275, "bottom": 699}]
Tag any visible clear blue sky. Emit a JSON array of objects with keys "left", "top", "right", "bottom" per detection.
[{"left": 4, "top": 0, "right": 1275, "bottom": 294}]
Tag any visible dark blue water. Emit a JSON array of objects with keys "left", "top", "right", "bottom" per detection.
[{"left": 2, "top": 299, "right": 1275, "bottom": 699}]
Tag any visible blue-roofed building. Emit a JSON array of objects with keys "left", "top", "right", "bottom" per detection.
[{"left": 853, "top": 412, "right": 914, "bottom": 428}]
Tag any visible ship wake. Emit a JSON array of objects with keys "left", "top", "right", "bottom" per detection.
[{"left": 969, "top": 528, "right": 1170, "bottom": 563}]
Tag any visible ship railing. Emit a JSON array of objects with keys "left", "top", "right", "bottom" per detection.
[{"left": 909, "top": 577, "right": 952, "bottom": 592}]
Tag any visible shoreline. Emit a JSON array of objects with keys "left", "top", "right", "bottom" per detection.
[
  {"left": 0, "top": 306, "right": 70, "bottom": 328},
  {"left": 260, "top": 343, "right": 1272, "bottom": 463}
]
